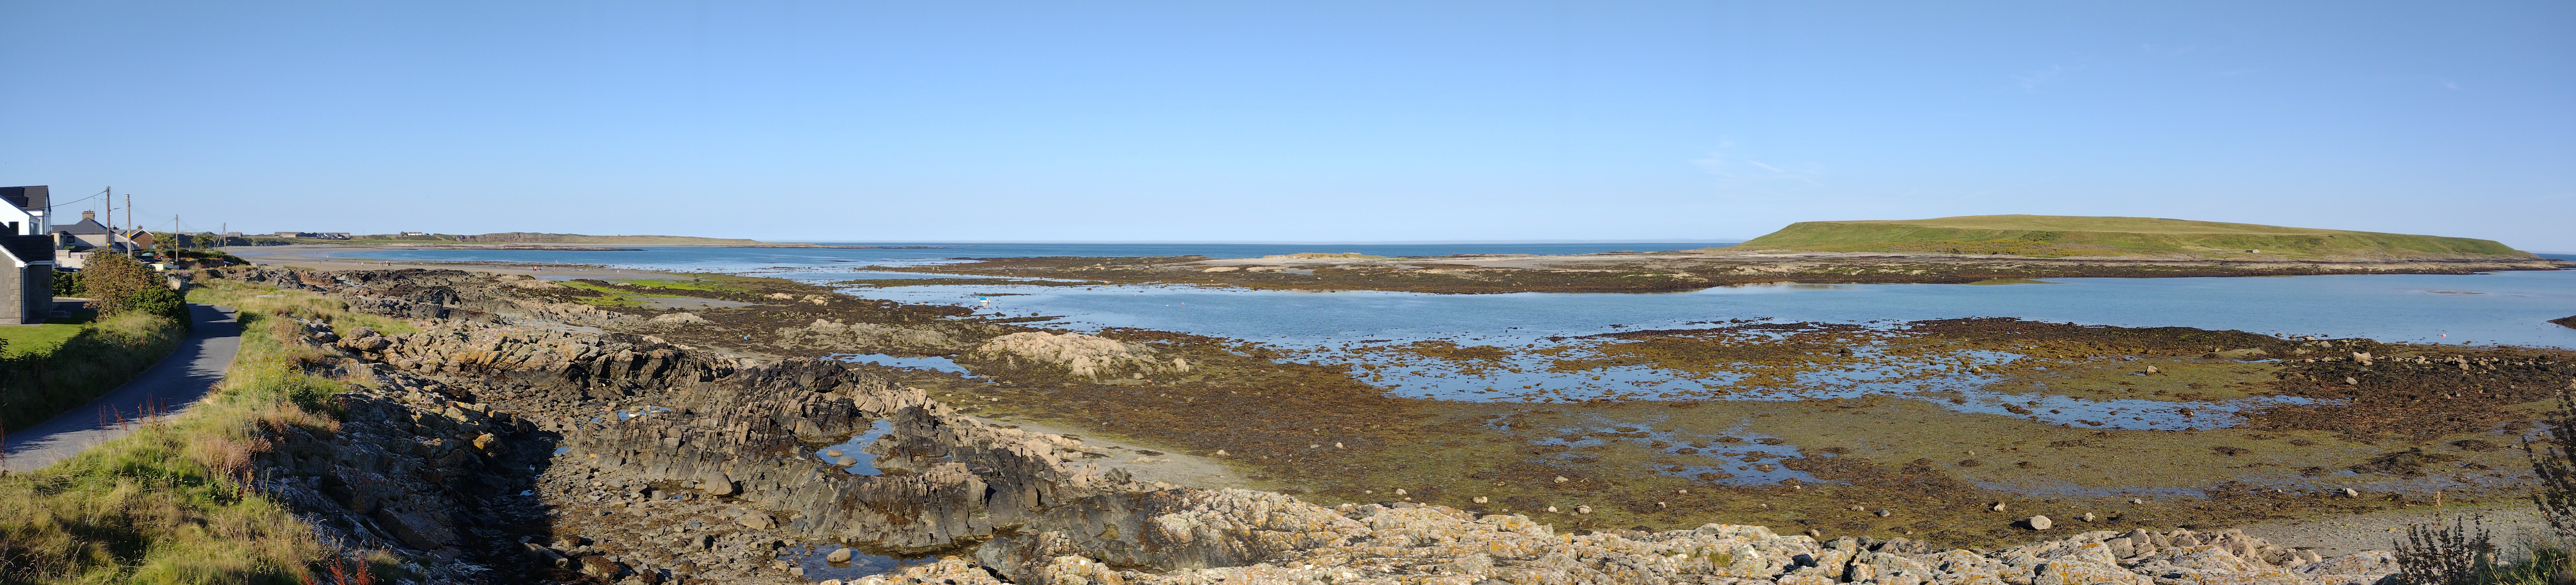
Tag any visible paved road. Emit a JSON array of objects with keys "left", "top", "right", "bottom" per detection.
[{"left": 1, "top": 304, "right": 242, "bottom": 472}]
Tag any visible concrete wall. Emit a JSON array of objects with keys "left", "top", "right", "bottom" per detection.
[
  {"left": 23, "top": 264, "right": 51, "bottom": 324},
  {"left": 1, "top": 261, "right": 21, "bottom": 325},
  {"left": 0, "top": 263, "right": 56, "bottom": 325}
]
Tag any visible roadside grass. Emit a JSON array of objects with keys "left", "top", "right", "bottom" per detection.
[
  {"left": 0, "top": 280, "right": 391, "bottom": 584},
  {"left": 0, "top": 311, "right": 187, "bottom": 432},
  {"left": 0, "top": 324, "right": 85, "bottom": 359}
]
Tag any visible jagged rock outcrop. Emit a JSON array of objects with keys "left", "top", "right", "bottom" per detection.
[{"left": 969, "top": 331, "right": 1190, "bottom": 378}]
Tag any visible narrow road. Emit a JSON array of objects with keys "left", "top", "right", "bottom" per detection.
[{"left": 1, "top": 304, "right": 242, "bottom": 472}]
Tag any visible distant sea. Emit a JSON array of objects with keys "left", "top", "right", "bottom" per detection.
[
  {"left": 315, "top": 243, "right": 2576, "bottom": 350},
  {"left": 326, "top": 241, "right": 1735, "bottom": 274}
]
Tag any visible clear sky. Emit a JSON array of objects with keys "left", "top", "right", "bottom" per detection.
[{"left": 3, "top": 2, "right": 2570, "bottom": 249}]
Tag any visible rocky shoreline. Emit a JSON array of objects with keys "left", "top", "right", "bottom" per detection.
[{"left": 204, "top": 267, "right": 2434, "bottom": 585}]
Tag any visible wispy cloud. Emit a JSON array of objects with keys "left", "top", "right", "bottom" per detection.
[
  {"left": 1690, "top": 141, "right": 1825, "bottom": 188},
  {"left": 2013, "top": 65, "right": 2073, "bottom": 91},
  {"left": 2140, "top": 43, "right": 2199, "bottom": 56},
  {"left": 1689, "top": 140, "right": 1739, "bottom": 177}
]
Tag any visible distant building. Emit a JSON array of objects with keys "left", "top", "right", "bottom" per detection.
[
  {"left": 272, "top": 231, "right": 352, "bottom": 240},
  {"left": 400, "top": 231, "right": 428, "bottom": 236},
  {"left": 0, "top": 186, "right": 56, "bottom": 325},
  {"left": 53, "top": 211, "right": 145, "bottom": 269}
]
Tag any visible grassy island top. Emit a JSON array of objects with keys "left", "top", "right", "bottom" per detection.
[{"left": 1729, "top": 214, "right": 2535, "bottom": 260}]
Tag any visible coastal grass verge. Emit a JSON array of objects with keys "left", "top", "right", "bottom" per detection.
[
  {"left": 0, "top": 310, "right": 187, "bottom": 433},
  {"left": 0, "top": 279, "right": 402, "bottom": 584}
]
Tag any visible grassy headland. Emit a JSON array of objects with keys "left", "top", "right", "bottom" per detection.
[{"left": 1731, "top": 215, "right": 2535, "bottom": 260}]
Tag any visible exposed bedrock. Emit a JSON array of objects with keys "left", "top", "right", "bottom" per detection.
[
  {"left": 330, "top": 315, "right": 1165, "bottom": 554},
  {"left": 219, "top": 268, "right": 2409, "bottom": 585}
]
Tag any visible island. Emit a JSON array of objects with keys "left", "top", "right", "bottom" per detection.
[{"left": 864, "top": 215, "right": 2568, "bottom": 293}]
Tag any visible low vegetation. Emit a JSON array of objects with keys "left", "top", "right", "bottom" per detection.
[
  {"left": 1732, "top": 215, "right": 2534, "bottom": 260},
  {"left": 2, "top": 255, "right": 200, "bottom": 431},
  {"left": 0, "top": 310, "right": 185, "bottom": 432},
  {"left": 0, "top": 279, "right": 403, "bottom": 584}
]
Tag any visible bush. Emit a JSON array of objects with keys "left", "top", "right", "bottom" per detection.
[
  {"left": 2394, "top": 515, "right": 2496, "bottom": 585},
  {"left": 128, "top": 286, "right": 190, "bottom": 326},
  {"left": 2527, "top": 393, "right": 2576, "bottom": 539},
  {"left": 50, "top": 269, "right": 82, "bottom": 296},
  {"left": 81, "top": 254, "right": 162, "bottom": 316}
]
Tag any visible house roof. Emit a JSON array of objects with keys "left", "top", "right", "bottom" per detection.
[
  {"left": 0, "top": 186, "right": 48, "bottom": 212},
  {"left": 0, "top": 234, "right": 55, "bottom": 264},
  {"left": 55, "top": 216, "right": 111, "bottom": 235}
]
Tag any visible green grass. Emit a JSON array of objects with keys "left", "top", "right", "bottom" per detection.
[
  {"left": 1731, "top": 215, "right": 2534, "bottom": 260},
  {"left": 0, "top": 311, "right": 187, "bottom": 433},
  {"left": 0, "top": 324, "right": 86, "bottom": 359},
  {"left": 551, "top": 280, "right": 682, "bottom": 308},
  {"left": 0, "top": 281, "right": 391, "bottom": 584},
  {"left": 609, "top": 277, "right": 750, "bottom": 295}
]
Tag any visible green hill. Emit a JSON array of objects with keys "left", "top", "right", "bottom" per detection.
[{"left": 1730, "top": 215, "right": 2533, "bottom": 260}]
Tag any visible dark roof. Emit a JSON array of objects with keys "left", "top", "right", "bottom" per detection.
[
  {"left": 0, "top": 235, "right": 54, "bottom": 264},
  {"left": 55, "top": 216, "right": 110, "bottom": 235},
  {"left": 0, "top": 186, "right": 48, "bottom": 212}
]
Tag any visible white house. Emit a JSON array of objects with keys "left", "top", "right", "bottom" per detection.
[{"left": 0, "top": 186, "right": 57, "bottom": 324}]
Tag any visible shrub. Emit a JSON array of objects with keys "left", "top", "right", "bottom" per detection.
[
  {"left": 2527, "top": 393, "right": 2576, "bottom": 539},
  {"left": 49, "top": 269, "right": 82, "bottom": 296},
  {"left": 128, "top": 286, "right": 190, "bottom": 327},
  {"left": 81, "top": 253, "right": 162, "bottom": 316},
  {"left": 2394, "top": 515, "right": 2495, "bottom": 585}
]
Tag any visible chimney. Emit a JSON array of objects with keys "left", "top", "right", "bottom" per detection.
[{"left": 82, "top": 211, "right": 95, "bottom": 221}]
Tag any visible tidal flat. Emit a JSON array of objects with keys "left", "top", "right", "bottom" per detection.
[
  {"left": 479, "top": 269, "right": 2560, "bottom": 550},
  {"left": 223, "top": 245, "right": 2576, "bottom": 552}
]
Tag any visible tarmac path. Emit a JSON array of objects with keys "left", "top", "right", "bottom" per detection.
[{"left": 0, "top": 304, "right": 241, "bottom": 472}]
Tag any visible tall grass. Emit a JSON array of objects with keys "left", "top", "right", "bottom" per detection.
[
  {"left": 2387, "top": 391, "right": 2576, "bottom": 585},
  {"left": 0, "top": 279, "right": 396, "bottom": 584},
  {"left": 0, "top": 311, "right": 186, "bottom": 432}
]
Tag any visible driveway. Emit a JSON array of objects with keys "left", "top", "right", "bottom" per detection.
[{"left": 1, "top": 304, "right": 242, "bottom": 472}]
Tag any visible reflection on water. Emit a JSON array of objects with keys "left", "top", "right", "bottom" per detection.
[
  {"left": 1496, "top": 413, "right": 1830, "bottom": 486},
  {"left": 1945, "top": 390, "right": 2322, "bottom": 431},
  {"left": 815, "top": 419, "right": 895, "bottom": 475},
  {"left": 831, "top": 353, "right": 971, "bottom": 374},
  {"left": 781, "top": 544, "right": 930, "bottom": 581}
]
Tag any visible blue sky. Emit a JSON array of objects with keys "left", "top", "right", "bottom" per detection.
[{"left": 3, "top": 2, "right": 2570, "bottom": 250}]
